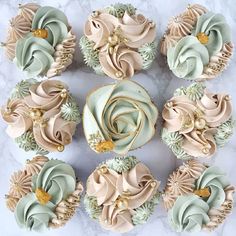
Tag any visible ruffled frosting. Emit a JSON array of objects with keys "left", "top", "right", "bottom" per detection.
[
  {"left": 192, "top": 12, "right": 231, "bottom": 57},
  {"left": 32, "top": 160, "right": 76, "bottom": 205},
  {"left": 31, "top": 6, "right": 69, "bottom": 47},
  {"left": 15, "top": 193, "right": 56, "bottom": 232},
  {"left": 167, "top": 36, "right": 209, "bottom": 80},
  {"left": 83, "top": 80, "right": 158, "bottom": 155},
  {"left": 1, "top": 99, "right": 32, "bottom": 138},
  {"left": 168, "top": 195, "right": 210, "bottom": 232},
  {"left": 15, "top": 35, "right": 55, "bottom": 78}
]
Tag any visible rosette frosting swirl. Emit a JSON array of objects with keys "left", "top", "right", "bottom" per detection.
[
  {"left": 15, "top": 35, "right": 55, "bottom": 78},
  {"left": 31, "top": 6, "right": 69, "bottom": 47},
  {"left": 116, "top": 163, "right": 159, "bottom": 209},
  {"left": 32, "top": 159, "right": 76, "bottom": 205},
  {"left": 83, "top": 80, "right": 158, "bottom": 154},
  {"left": 15, "top": 193, "right": 56, "bottom": 232},
  {"left": 1, "top": 99, "right": 32, "bottom": 138},
  {"left": 192, "top": 12, "right": 231, "bottom": 56},
  {"left": 168, "top": 195, "right": 210, "bottom": 232},
  {"left": 167, "top": 36, "right": 209, "bottom": 80},
  {"left": 24, "top": 80, "right": 69, "bottom": 111},
  {"left": 196, "top": 166, "right": 230, "bottom": 208}
]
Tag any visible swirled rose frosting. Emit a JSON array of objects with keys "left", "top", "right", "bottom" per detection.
[
  {"left": 85, "top": 156, "right": 160, "bottom": 233},
  {"left": 83, "top": 80, "right": 158, "bottom": 155},
  {"left": 160, "top": 4, "right": 233, "bottom": 81},
  {"left": 81, "top": 4, "right": 157, "bottom": 79},
  {"left": 162, "top": 83, "right": 233, "bottom": 159},
  {"left": 164, "top": 160, "right": 235, "bottom": 233}
]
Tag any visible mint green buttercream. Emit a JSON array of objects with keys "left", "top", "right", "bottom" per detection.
[
  {"left": 15, "top": 35, "right": 55, "bottom": 78},
  {"left": 15, "top": 131, "right": 37, "bottom": 152},
  {"left": 192, "top": 12, "right": 231, "bottom": 57},
  {"left": 167, "top": 36, "right": 209, "bottom": 80},
  {"left": 32, "top": 160, "right": 76, "bottom": 205},
  {"left": 61, "top": 101, "right": 81, "bottom": 124},
  {"left": 105, "top": 3, "right": 136, "bottom": 18},
  {"left": 32, "top": 6, "right": 69, "bottom": 47},
  {"left": 84, "top": 195, "right": 102, "bottom": 220},
  {"left": 196, "top": 166, "right": 229, "bottom": 208},
  {"left": 185, "top": 82, "right": 206, "bottom": 101},
  {"left": 168, "top": 195, "right": 210, "bottom": 233},
  {"left": 15, "top": 193, "right": 56, "bottom": 232}
]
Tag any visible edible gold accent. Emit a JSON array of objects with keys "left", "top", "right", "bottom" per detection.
[
  {"left": 57, "top": 144, "right": 65, "bottom": 152},
  {"left": 202, "top": 147, "right": 210, "bottom": 154},
  {"left": 196, "top": 32, "right": 209, "bottom": 44},
  {"left": 116, "top": 197, "right": 129, "bottom": 210},
  {"left": 97, "top": 165, "right": 108, "bottom": 175},
  {"left": 60, "top": 88, "right": 68, "bottom": 98},
  {"left": 32, "top": 29, "right": 48, "bottom": 39},
  {"left": 95, "top": 140, "right": 115, "bottom": 152},
  {"left": 35, "top": 188, "right": 52, "bottom": 205},
  {"left": 194, "top": 117, "right": 206, "bottom": 130},
  {"left": 194, "top": 187, "right": 211, "bottom": 198}
]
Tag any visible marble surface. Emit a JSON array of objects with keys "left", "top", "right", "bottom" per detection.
[{"left": 0, "top": 0, "right": 235, "bottom": 235}]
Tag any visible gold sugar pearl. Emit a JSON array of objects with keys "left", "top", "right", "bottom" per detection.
[
  {"left": 115, "top": 71, "right": 123, "bottom": 78},
  {"left": 117, "top": 198, "right": 129, "bottom": 210},
  {"left": 30, "top": 109, "right": 42, "bottom": 119},
  {"left": 166, "top": 101, "right": 173, "bottom": 108},
  {"left": 97, "top": 166, "right": 108, "bottom": 175},
  {"left": 196, "top": 32, "right": 209, "bottom": 44},
  {"left": 202, "top": 147, "right": 209, "bottom": 155},
  {"left": 150, "top": 181, "right": 157, "bottom": 188},
  {"left": 224, "top": 95, "right": 231, "bottom": 101},
  {"left": 32, "top": 29, "right": 48, "bottom": 39},
  {"left": 194, "top": 118, "right": 206, "bottom": 130},
  {"left": 57, "top": 144, "right": 65, "bottom": 152},
  {"left": 60, "top": 88, "right": 68, "bottom": 98},
  {"left": 108, "top": 35, "right": 119, "bottom": 46}
]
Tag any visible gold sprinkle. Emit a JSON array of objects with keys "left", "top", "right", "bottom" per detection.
[
  {"left": 194, "top": 187, "right": 211, "bottom": 198},
  {"left": 32, "top": 29, "right": 48, "bottom": 39},
  {"left": 35, "top": 188, "right": 52, "bottom": 205},
  {"left": 196, "top": 32, "right": 209, "bottom": 44},
  {"left": 95, "top": 140, "right": 114, "bottom": 153}
]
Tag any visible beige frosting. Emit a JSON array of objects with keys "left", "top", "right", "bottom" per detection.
[
  {"left": 162, "top": 96, "right": 196, "bottom": 134},
  {"left": 9, "top": 170, "right": 32, "bottom": 198},
  {"left": 1, "top": 99, "right": 32, "bottom": 138},
  {"left": 197, "top": 91, "right": 232, "bottom": 127},
  {"left": 5, "top": 195, "right": 19, "bottom": 212},
  {"left": 18, "top": 3, "right": 40, "bottom": 22},
  {"left": 33, "top": 109, "right": 76, "bottom": 152},
  {"left": 24, "top": 80, "right": 69, "bottom": 111},
  {"left": 24, "top": 156, "right": 49, "bottom": 176},
  {"left": 47, "top": 29, "right": 76, "bottom": 78},
  {"left": 1, "top": 40, "right": 16, "bottom": 60},
  {"left": 183, "top": 4, "right": 208, "bottom": 21},
  {"left": 87, "top": 167, "right": 119, "bottom": 206},
  {"left": 160, "top": 33, "right": 180, "bottom": 56},
  {"left": 99, "top": 44, "right": 143, "bottom": 80},
  {"left": 100, "top": 205, "right": 134, "bottom": 233},
  {"left": 116, "top": 163, "right": 159, "bottom": 209}
]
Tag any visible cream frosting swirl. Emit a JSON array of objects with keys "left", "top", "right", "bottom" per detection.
[
  {"left": 167, "top": 36, "right": 209, "bottom": 80},
  {"left": 1, "top": 99, "right": 32, "bottom": 138},
  {"left": 168, "top": 195, "right": 210, "bottom": 232},
  {"left": 15, "top": 35, "right": 55, "bottom": 78},
  {"left": 83, "top": 80, "right": 158, "bottom": 155},
  {"left": 197, "top": 92, "right": 232, "bottom": 127},
  {"left": 24, "top": 80, "right": 69, "bottom": 111}
]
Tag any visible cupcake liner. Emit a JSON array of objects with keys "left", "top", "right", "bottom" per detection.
[
  {"left": 163, "top": 160, "right": 235, "bottom": 232},
  {"left": 1, "top": 79, "right": 81, "bottom": 154},
  {"left": 5, "top": 156, "right": 83, "bottom": 231},
  {"left": 84, "top": 156, "right": 161, "bottom": 233},
  {"left": 0, "top": 3, "right": 76, "bottom": 78},
  {"left": 161, "top": 82, "right": 234, "bottom": 159},
  {"left": 80, "top": 3, "right": 157, "bottom": 80},
  {"left": 160, "top": 4, "right": 234, "bottom": 81}
]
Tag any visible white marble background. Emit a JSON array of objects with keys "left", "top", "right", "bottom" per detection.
[{"left": 0, "top": 0, "right": 235, "bottom": 235}]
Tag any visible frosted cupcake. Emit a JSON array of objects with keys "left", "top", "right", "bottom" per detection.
[
  {"left": 83, "top": 80, "right": 158, "bottom": 155},
  {"left": 1, "top": 79, "right": 81, "bottom": 154},
  {"left": 84, "top": 156, "right": 160, "bottom": 233},
  {"left": 5, "top": 156, "right": 83, "bottom": 231},
  {"left": 80, "top": 3, "right": 157, "bottom": 80},
  {"left": 0, "top": 3, "right": 76, "bottom": 78},
  {"left": 160, "top": 4, "right": 233, "bottom": 81},
  {"left": 163, "top": 160, "right": 235, "bottom": 232},
  {"left": 161, "top": 83, "right": 234, "bottom": 159}
]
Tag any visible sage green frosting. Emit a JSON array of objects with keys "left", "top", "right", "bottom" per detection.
[
  {"left": 15, "top": 193, "right": 56, "bottom": 232},
  {"left": 15, "top": 35, "right": 55, "bottom": 78},
  {"left": 192, "top": 12, "right": 231, "bottom": 57},
  {"left": 15, "top": 131, "right": 37, "bottom": 152},
  {"left": 32, "top": 6, "right": 69, "bottom": 47},
  {"left": 196, "top": 166, "right": 230, "bottom": 208},
  {"left": 168, "top": 195, "right": 210, "bottom": 233},
  {"left": 84, "top": 195, "right": 102, "bottom": 220},
  {"left": 61, "top": 101, "right": 81, "bottom": 124},
  {"left": 105, "top": 3, "right": 136, "bottom": 18},
  {"left": 32, "top": 160, "right": 76, "bottom": 205},
  {"left": 167, "top": 36, "right": 209, "bottom": 80}
]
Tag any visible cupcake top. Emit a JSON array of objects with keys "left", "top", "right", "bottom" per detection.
[
  {"left": 163, "top": 160, "right": 235, "bottom": 232},
  {"left": 160, "top": 4, "right": 233, "bottom": 81},
  {"left": 1, "top": 79, "right": 81, "bottom": 154},
  {"left": 1, "top": 3, "right": 76, "bottom": 78},
  {"left": 5, "top": 156, "right": 83, "bottom": 231},
  {"left": 80, "top": 3, "right": 157, "bottom": 80},
  {"left": 161, "top": 83, "right": 234, "bottom": 159},
  {"left": 83, "top": 80, "right": 158, "bottom": 155},
  {"left": 84, "top": 156, "right": 160, "bottom": 233}
]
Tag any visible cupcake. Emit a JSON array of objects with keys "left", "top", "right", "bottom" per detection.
[
  {"left": 80, "top": 3, "right": 157, "bottom": 80},
  {"left": 0, "top": 3, "right": 76, "bottom": 78},
  {"left": 83, "top": 80, "right": 158, "bottom": 155},
  {"left": 161, "top": 83, "right": 234, "bottom": 159},
  {"left": 163, "top": 160, "right": 235, "bottom": 232},
  {"left": 1, "top": 79, "right": 81, "bottom": 154},
  {"left": 84, "top": 156, "right": 160, "bottom": 233},
  {"left": 5, "top": 156, "right": 83, "bottom": 231},
  {"left": 160, "top": 4, "right": 233, "bottom": 81}
]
